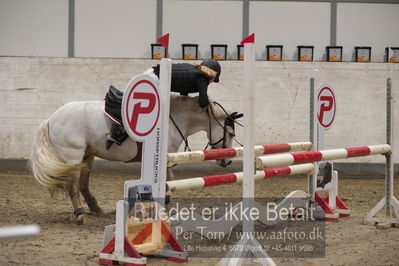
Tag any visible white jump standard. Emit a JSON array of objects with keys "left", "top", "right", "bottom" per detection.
[
  {"left": 365, "top": 77, "right": 399, "bottom": 225},
  {"left": 99, "top": 59, "right": 188, "bottom": 265},
  {"left": 220, "top": 40, "right": 276, "bottom": 266},
  {"left": 308, "top": 80, "right": 350, "bottom": 221}
]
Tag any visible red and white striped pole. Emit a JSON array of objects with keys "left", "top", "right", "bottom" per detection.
[
  {"left": 167, "top": 142, "right": 312, "bottom": 165},
  {"left": 256, "top": 144, "right": 391, "bottom": 169},
  {"left": 166, "top": 164, "right": 314, "bottom": 192}
]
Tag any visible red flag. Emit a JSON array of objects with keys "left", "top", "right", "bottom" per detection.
[
  {"left": 157, "top": 33, "right": 169, "bottom": 50},
  {"left": 240, "top": 33, "right": 255, "bottom": 45}
]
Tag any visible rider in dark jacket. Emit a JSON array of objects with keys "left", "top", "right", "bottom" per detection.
[
  {"left": 105, "top": 59, "right": 221, "bottom": 149},
  {"left": 152, "top": 59, "right": 221, "bottom": 108}
]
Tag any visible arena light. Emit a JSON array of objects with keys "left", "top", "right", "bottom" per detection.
[
  {"left": 385, "top": 47, "right": 399, "bottom": 63},
  {"left": 181, "top": 43, "right": 198, "bottom": 60},
  {"left": 150, "top": 44, "right": 166, "bottom": 59},
  {"left": 297, "top": 45, "right": 314, "bottom": 62},
  {"left": 266, "top": 45, "right": 283, "bottom": 61},
  {"left": 326, "top": 46, "right": 343, "bottom": 62},
  {"left": 354, "top": 46, "right": 371, "bottom": 62},
  {"left": 237, "top": 44, "right": 244, "bottom": 60},
  {"left": 211, "top": 44, "right": 228, "bottom": 60}
]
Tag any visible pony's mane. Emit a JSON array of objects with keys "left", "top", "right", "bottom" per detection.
[{"left": 170, "top": 94, "right": 229, "bottom": 118}]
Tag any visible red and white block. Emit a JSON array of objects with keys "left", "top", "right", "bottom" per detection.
[
  {"left": 167, "top": 141, "right": 313, "bottom": 165},
  {"left": 166, "top": 163, "right": 314, "bottom": 192},
  {"left": 315, "top": 191, "right": 350, "bottom": 220},
  {"left": 313, "top": 169, "right": 350, "bottom": 221},
  {"left": 256, "top": 144, "right": 391, "bottom": 169}
]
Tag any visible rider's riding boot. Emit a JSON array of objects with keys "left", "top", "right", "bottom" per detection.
[{"left": 106, "top": 123, "right": 128, "bottom": 149}]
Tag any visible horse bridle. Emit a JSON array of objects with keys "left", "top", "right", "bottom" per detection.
[
  {"left": 206, "top": 101, "right": 243, "bottom": 150},
  {"left": 170, "top": 115, "right": 191, "bottom": 151},
  {"left": 170, "top": 101, "right": 243, "bottom": 152}
]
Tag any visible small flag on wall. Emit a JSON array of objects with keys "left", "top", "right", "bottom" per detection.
[
  {"left": 157, "top": 33, "right": 170, "bottom": 57},
  {"left": 241, "top": 33, "right": 255, "bottom": 45}
]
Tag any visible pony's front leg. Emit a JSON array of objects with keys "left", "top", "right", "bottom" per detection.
[
  {"left": 79, "top": 156, "right": 103, "bottom": 216},
  {"left": 167, "top": 166, "right": 175, "bottom": 179},
  {"left": 67, "top": 173, "right": 87, "bottom": 224}
]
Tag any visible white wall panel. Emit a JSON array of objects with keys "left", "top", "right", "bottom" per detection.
[
  {"left": 75, "top": 0, "right": 156, "bottom": 58},
  {"left": 163, "top": 0, "right": 242, "bottom": 60},
  {"left": 250, "top": 1, "right": 330, "bottom": 61},
  {"left": 1, "top": 0, "right": 399, "bottom": 62},
  {"left": 337, "top": 3, "right": 399, "bottom": 62},
  {"left": 0, "top": 0, "right": 68, "bottom": 57},
  {"left": 1, "top": 57, "right": 398, "bottom": 164}
]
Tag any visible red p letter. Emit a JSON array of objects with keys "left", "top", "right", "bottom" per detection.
[
  {"left": 318, "top": 95, "right": 333, "bottom": 123},
  {"left": 130, "top": 92, "right": 156, "bottom": 132}
]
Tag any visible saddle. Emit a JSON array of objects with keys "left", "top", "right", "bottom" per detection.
[
  {"left": 104, "top": 85, "right": 124, "bottom": 124},
  {"left": 104, "top": 85, "right": 128, "bottom": 149},
  {"left": 107, "top": 85, "right": 124, "bottom": 104}
]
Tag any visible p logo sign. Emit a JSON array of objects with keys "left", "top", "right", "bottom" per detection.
[
  {"left": 317, "top": 85, "right": 336, "bottom": 129},
  {"left": 122, "top": 75, "right": 160, "bottom": 140}
]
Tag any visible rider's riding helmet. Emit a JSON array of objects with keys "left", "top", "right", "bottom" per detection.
[{"left": 200, "top": 59, "right": 221, "bottom": 83}]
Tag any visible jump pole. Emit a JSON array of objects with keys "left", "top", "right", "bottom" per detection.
[
  {"left": 256, "top": 144, "right": 390, "bottom": 221},
  {"left": 220, "top": 40, "right": 276, "bottom": 266},
  {"left": 256, "top": 144, "right": 391, "bottom": 169},
  {"left": 166, "top": 163, "right": 315, "bottom": 192},
  {"left": 167, "top": 141, "right": 312, "bottom": 165},
  {"left": 365, "top": 77, "right": 399, "bottom": 224},
  {"left": 168, "top": 164, "right": 314, "bottom": 235},
  {"left": 0, "top": 224, "right": 40, "bottom": 240}
]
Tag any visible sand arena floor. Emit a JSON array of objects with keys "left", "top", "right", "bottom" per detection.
[{"left": 0, "top": 163, "right": 398, "bottom": 266}]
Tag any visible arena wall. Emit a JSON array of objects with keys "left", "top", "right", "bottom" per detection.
[
  {"left": 0, "top": 57, "right": 398, "bottom": 166},
  {"left": 1, "top": 1, "right": 398, "bottom": 61}
]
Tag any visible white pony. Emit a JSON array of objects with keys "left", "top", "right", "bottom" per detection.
[{"left": 30, "top": 94, "right": 241, "bottom": 223}]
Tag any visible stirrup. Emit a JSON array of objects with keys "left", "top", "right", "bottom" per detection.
[{"left": 106, "top": 134, "right": 121, "bottom": 149}]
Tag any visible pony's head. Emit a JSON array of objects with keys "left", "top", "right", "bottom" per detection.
[
  {"left": 207, "top": 101, "right": 243, "bottom": 167},
  {"left": 168, "top": 95, "right": 243, "bottom": 168}
]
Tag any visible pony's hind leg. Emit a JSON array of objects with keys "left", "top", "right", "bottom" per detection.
[
  {"left": 67, "top": 172, "right": 87, "bottom": 224},
  {"left": 79, "top": 156, "right": 103, "bottom": 216}
]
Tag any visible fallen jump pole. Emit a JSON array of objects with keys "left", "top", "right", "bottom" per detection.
[
  {"left": 166, "top": 163, "right": 314, "bottom": 192},
  {"left": 167, "top": 141, "right": 312, "bottom": 165},
  {"left": 0, "top": 224, "right": 40, "bottom": 240},
  {"left": 256, "top": 144, "right": 391, "bottom": 169}
]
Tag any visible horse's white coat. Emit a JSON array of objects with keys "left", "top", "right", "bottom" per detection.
[
  {"left": 30, "top": 94, "right": 237, "bottom": 222},
  {"left": 47, "top": 95, "right": 232, "bottom": 164}
]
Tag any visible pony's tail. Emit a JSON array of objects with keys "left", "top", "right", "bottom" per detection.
[{"left": 29, "top": 120, "right": 82, "bottom": 192}]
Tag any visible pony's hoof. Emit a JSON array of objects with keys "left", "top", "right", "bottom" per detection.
[
  {"left": 93, "top": 208, "right": 104, "bottom": 217},
  {"left": 76, "top": 214, "right": 88, "bottom": 225}
]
